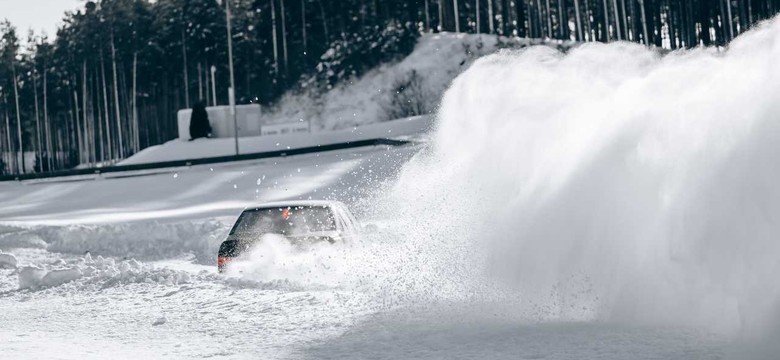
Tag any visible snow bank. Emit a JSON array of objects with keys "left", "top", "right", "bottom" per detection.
[
  {"left": 43, "top": 220, "right": 229, "bottom": 263},
  {"left": 18, "top": 254, "right": 192, "bottom": 290},
  {"left": 0, "top": 220, "right": 230, "bottom": 265},
  {"left": 0, "top": 229, "right": 47, "bottom": 249},
  {"left": 40, "top": 268, "right": 83, "bottom": 288},
  {"left": 119, "top": 115, "right": 432, "bottom": 166},
  {"left": 0, "top": 251, "right": 18, "bottom": 268}
]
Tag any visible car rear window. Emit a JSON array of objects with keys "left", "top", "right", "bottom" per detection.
[{"left": 230, "top": 206, "right": 336, "bottom": 238}]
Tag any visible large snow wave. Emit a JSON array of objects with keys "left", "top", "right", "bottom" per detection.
[
  {"left": 0, "top": 220, "right": 230, "bottom": 264},
  {"left": 365, "top": 17, "right": 780, "bottom": 338}
]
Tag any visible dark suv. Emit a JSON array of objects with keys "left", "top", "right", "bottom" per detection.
[{"left": 218, "top": 200, "right": 360, "bottom": 272}]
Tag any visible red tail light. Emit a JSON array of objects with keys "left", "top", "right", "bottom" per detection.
[{"left": 218, "top": 256, "right": 232, "bottom": 271}]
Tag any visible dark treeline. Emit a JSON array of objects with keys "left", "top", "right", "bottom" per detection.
[{"left": 0, "top": 0, "right": 778, "bottom": 175}]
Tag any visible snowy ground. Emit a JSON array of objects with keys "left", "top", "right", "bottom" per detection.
[
  {"left": 0, "top": 139, "right": 735, "bottom": 360},
  {"left": 0, "top": 142, "right": 418, "bottom": 359},
  {"left": 7, "top": 19, "right": 780, "bottom": 360}
]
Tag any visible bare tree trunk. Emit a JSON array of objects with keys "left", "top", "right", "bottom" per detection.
[
  {"left": 12, "top": 64, "right": 24, "bottom": 174},
  {"left": 132, "top": 52, "right": 139, "bottom": 153},
  {"left": 281, "top": 0, "right": 289, "bottom": 75},
  {"left": 3, "top": 92, "right": 12, "bottom": 174},
  {"left": 180, "top": 29, "right": 190, "bottom": 109},
  {"left": 101, "top": 53, "right": 113, "bottom": 160},
  {"left": 488, "top": 0, "right": 494, "bottom": 33},
  {"left": 57, "top": 128, "right": 63, "bottom": 169},
  {"left": 612, "top": 0, "right": 621, "bottom": 40},
  {"left": 545, "top": 0, "right": 553, "bottom": 38},
  {"left": 558, "top": 0, "right": 566, "bottom": 38},
  {"left": 725, "top": 0, "right": 734, "bottom": 39},
  {"left": 639, "top": 0, "right": 650, "bottom": 44},
  {"left": 602, "top": 0, "right": 611, "bottom": 41},
  {"left": 620, "top": 0, "right": 628, "bottom": 40},
  {"left": 425, "top": 0, "right": 431, "bottom": 30},
  {"left": 73, "top": 89, "right": 83, "bottom": 166},
  {"left": 111, "top": 33, "right": 125, "bottom": 158},
  {"left": 82, "top": 61, "right": 91, "bottom": 166},
  {"left": 271, "top": 0, "right": 279, "bottom": 75},
  {"left": 317, "top": 0, "right": 330, "bottom": 41},
  {"left": 94, "top": 65, "right": 104, "bottom": 162},
  {"left": 438, "top": 0, "right": 445, "bottom": 31},
  {"left": 535, "top": 0, "right": 544, "bottom": 38},
  {"left": 584, "top": 0, "right": 594, "bottom": 41},
  {"left": 204, "top": 64, "right": 210, "bottom": 107},
  {"left": 119, "top": 67, "right": 132, "bottom": 151},
  {"left": 574, "top": 0, "right": 583, "bottom": 41},
  {"left": 43, "top": 62, "right": 52, "bottom": 170},
  {"left": 33, "top": 69, "right": 42, "bottom": 170},
  {"left": 301, "top": 0, "right": 308, "bottom": 55},
  {"left": 475, "top": 0, "right": 480, "bottom": 33}
]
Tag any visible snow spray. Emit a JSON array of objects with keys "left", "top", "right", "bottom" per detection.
[
  {"left": 372, "top": 16, "right": 780, "bottom": 339},
  {"left": 233, "top": 17, "right": 780, "bottom": 344}
]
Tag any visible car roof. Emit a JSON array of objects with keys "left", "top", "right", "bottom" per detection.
[{"left": 243, "top": 200, "right": 346, "bottom": 210}]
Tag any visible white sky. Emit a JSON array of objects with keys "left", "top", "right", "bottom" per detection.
[{"left": 0, "top": 0, "right": 82, "bottom": 40}]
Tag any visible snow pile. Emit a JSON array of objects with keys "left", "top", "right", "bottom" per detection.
[
  {"left": 42, "top": 220, "right": 229, "bottom": 263},
  {"left": 18, "top": 254, "right": 192, "bottom": 291},
  {"left": 0, "top": 250, "right": 18, "bottom": 268},
  {"left": 0, "top": 220, "right": 230, "bottom": 264},
  {"left": 0, "top": 229, "right": 48, "bottom": 249},
  {"left": 367, "top": 17, "right": 780, "bottom": 338},
  {"left": 40, "top": 268, "right": 83, "bottom": 288},
  {"left": 18, "top": 266, "right": 48, "bottom": 290}
]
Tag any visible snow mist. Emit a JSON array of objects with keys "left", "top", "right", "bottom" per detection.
[{"left": 379, "top": 17, "right": 780, "bottom": 339}]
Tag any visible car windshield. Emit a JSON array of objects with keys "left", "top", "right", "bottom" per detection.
[{"left": 230, "top": 206, "right": 336, "bottom": 239}]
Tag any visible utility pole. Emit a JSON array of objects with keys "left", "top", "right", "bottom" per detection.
[
  {"left": 453, "top": 0, "right": 460, "bottom": 32},
  {"left": 223, "top": 0, "right": 239, "bottom": 156},
  {"left": 210, "top": 65, "right": 217, "bottom": 107}
]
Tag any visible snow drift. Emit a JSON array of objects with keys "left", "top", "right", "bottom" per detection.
[
  {"left": 17, "top": 254, "right": 192, "bottom": 291},
  {"left": 0, "top": 220, "right": 230, "bottom": 264}
]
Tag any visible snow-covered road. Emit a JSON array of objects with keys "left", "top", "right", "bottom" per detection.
[
  {"left": 0, "top": 144, "right": 417, "bottom": 225},
  {"left": 0, "top": 144, "right": 418, "bottom": 359},
  {"left": 0, "top": 142, "right": 735, "bottom": 359}
]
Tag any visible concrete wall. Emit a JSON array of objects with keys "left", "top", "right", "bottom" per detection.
[{"left": 177, "top": 104, "right": 262, "bottom": 140}]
